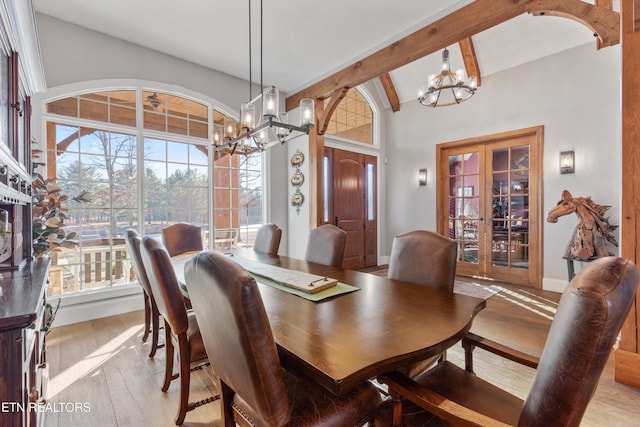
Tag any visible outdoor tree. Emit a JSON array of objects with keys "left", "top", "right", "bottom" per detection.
[
  {"left": 144, "top": 166, "right": 168, "bottom": 225},
  {"left": 90, "top": 130, "right": 137, "bottom": 236}
]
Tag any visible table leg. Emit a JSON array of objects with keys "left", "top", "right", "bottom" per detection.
[{"left": 463, "top": 340, "right": 475, "bottom": 374}]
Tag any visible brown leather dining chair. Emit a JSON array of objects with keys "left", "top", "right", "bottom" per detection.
[
  {"left": 140, "top": 237, "right": 218, "bottom": 425},
  {"left": 162, "top": 223, "right": 203, "bottom": 257},
  {"left": 125, "top": 229, "right": 162, "bottom": 357},
  {"left": 387, "top": 230, "right": 457, "bottom": 292},
  {"left": 184, "top": 250, "right": 383, "bottom": 427},
  {"left": 376, "top": 256, "right": 639, "bottom": 427},
  {"left": 386, "top": 230, "right": 458, "bottom": 378},
  {"left": 305, "top": 224, "right": 347, "bottom": 267},
  {"left": 252, "top": 223, "right": 282, "bottom": 255}
]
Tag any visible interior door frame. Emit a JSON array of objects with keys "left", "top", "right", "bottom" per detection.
[{"left": 436, "top": 126, "right": 544, "bottom": 287}]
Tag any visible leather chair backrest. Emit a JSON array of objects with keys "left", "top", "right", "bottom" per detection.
[
  {"left": 124, "top": 229, "right": 154, "bottom": 297},
  {"left": 519, "top": 256, "right": 638, "bottom": 427},
  {"left": 387, "top": 230, "right": 457, "bottom": 292},
  {"left": 162, "top": 223, "right": 203, "bottom": 257},
  {"left": 140, "top": 236, "right": 189, "bottom": 335},
  {"left": 185, "top": 251, "right": 290, "bottom": 426},
  {"left": 253, "top": 223, "right": 282, "bottom": 255},
  {"left": 305, "top": 224, "right": 347, "bottom": 267}
]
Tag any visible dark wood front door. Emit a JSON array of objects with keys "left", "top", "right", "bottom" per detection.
[{"left": 324, "top": 147, "right": 377, "bottom": 269}]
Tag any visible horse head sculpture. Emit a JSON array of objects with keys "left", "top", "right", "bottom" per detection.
[{"left": 547, "top": 189, "right": 618, "bottom": 261}]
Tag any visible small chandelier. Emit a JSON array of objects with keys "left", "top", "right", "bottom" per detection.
[
  {"left": 214, "top": 0, "right": 314, "bottom": 155},
  {"left": 417, "top": 48, "right": 477, "bottom": 108}
]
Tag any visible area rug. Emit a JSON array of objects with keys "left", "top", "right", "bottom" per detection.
[{"left": 367, "top": 267, "right": 501, "bottom": 300}]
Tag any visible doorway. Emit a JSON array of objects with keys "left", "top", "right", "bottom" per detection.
[
  {"left": 323, "top": 147, "right": 377, "bottom": 269},
  {"left": 436, "top": 126, "right": 543, "bottom": 286}
]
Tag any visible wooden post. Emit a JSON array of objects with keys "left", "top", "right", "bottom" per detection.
[
  {"left": 308, "top": 98, "right": 324, "bottom": 229},
  {"left": 617, "top": 0, "right": 640, "bottom": 388}
]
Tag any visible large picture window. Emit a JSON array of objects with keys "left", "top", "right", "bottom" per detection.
[{"left": 41, "top": 88, "right": 262, "bottom": 296}]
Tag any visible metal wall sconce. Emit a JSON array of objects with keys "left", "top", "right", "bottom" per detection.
[
  {"left": 418, "top": 168, "right": 428, "bottom": 186},
  {"left": 560, "top": 150, "right": 575, "bottom": 174}
]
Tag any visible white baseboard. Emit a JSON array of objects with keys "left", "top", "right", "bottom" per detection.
[
  {"left": 378, "top": 255, "right": 390, "bottom": 265},
  {"left": 543, "top": 277, "right": 569, "bottom": 293},
  {"left": 48, "top": 285, "right": 144, "bottom": 327}
]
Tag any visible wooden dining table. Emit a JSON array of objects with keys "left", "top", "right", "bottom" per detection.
[{"left": 172, "top": 248, "right": 486, "bottom": 396}]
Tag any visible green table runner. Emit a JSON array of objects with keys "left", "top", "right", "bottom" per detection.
[{"left": 250, "top": 272, "right": 359, "bottom": 301}]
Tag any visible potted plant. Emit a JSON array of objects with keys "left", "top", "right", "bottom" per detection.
[
  {"left": 31, "top": 173, "right": 90, "bottom": 331},
  {"left": 31, "top": 173, "right": 90, "bottom": 258}
]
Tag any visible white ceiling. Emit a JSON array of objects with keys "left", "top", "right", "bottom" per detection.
[{"left": 34, "top": 0, "right": 612, "bottom": 106}]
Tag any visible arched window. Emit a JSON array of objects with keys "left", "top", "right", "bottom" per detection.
[
  {"left": 324, "top": 88, "right": 373, "bottom": 144},
  {"left": 41, "top": 87, "right": 262, "bottom": 296}
]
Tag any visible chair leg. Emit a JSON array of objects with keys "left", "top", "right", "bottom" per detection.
[
  {"left": 219, "top": 380, "right": 236, "bottom": 427},
  {"left": 390, "top": 388, "right": 404, "bottom": 427},
  {"left": 149, "top": 299, "right": 162, "bottom": 358},
  {"left": 142, "top": 291, "right": 151, "bottom": 342},
  {"left": 175, "top": 333, "right": 191, "bottom": 425},
  {"left": 162, "top": 322, "right": 175, "bottom": 392}
]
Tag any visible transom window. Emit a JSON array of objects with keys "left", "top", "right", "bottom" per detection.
[
  {"left": 142, "top": 90, "right": 208, "bottom": 138},
  {"left": 46, "top": 90, "right": 138, "bottom": 127},
  {"left": 324, "top": 88, "right": 373, "bottom": 144}
]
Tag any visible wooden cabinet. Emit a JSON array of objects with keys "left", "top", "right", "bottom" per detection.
[
  {"left": 0, "top": 0, "right": 45, "bottom": 273},
  {"left": 0, "top": 3, "right": 48, "bottom": 423},
  {"left": 0, "top": 258, "right": 50, "bottom": 426}
]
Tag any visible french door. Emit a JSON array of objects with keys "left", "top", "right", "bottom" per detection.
[{"left": 437, "top": 127, "right": 543, "bottom": 286}]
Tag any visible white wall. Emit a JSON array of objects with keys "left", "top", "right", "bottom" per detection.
[
  {"left": 383, "top": 42, "right": 621, "bottom": 291},
  {"left": 36, "top": 14, "right": 245, "bottom": 107}
]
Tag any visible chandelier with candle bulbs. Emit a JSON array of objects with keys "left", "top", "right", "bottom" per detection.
[
  {"left": 214, "top": 0, "right": 314, "bottom": 155},
  {"left": 417, "top": 48, "right": 477, "bottom": 108}
]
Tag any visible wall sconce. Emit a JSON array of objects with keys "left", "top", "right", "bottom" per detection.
[
  {"left": 560, "top": 150, "right": 575, "bottom": 174},
  {"left": 418, "top": 168, "right": 427, "bottom": 186}
]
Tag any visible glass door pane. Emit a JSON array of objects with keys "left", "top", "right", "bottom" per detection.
[
  {"left": 447, "top": 151, "right": 480, "bottom": 267},
  {"left": 490, "top": 145, "right": 529, "bottom": 269}
]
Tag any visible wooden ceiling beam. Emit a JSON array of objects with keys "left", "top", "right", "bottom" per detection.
[
  {"left": 317, "top": 87, "right": 349, "bottom": 135},
  {"left": 458, "top": 37, "right": 481, "bottom": 88},
  {"left": 526, "top": 0, "right": 619, "bottom": 47},
  {"left": 595, "top": 0, "right": 613, "bottom": 49},
  {"left": 285, "top": 0, "right": 619, "bottom": 111},
  {"left": 379, "top": 72, "right": 401, "bottom": 112}
]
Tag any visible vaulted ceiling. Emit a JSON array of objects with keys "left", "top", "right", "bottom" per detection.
[{"left": 34, "top": 0, "right": 617, "bottom": 108}]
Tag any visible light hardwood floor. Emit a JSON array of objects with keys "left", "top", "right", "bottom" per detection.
[{"left": 44, "top": 309, "right": 640, "bottom": 427}]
